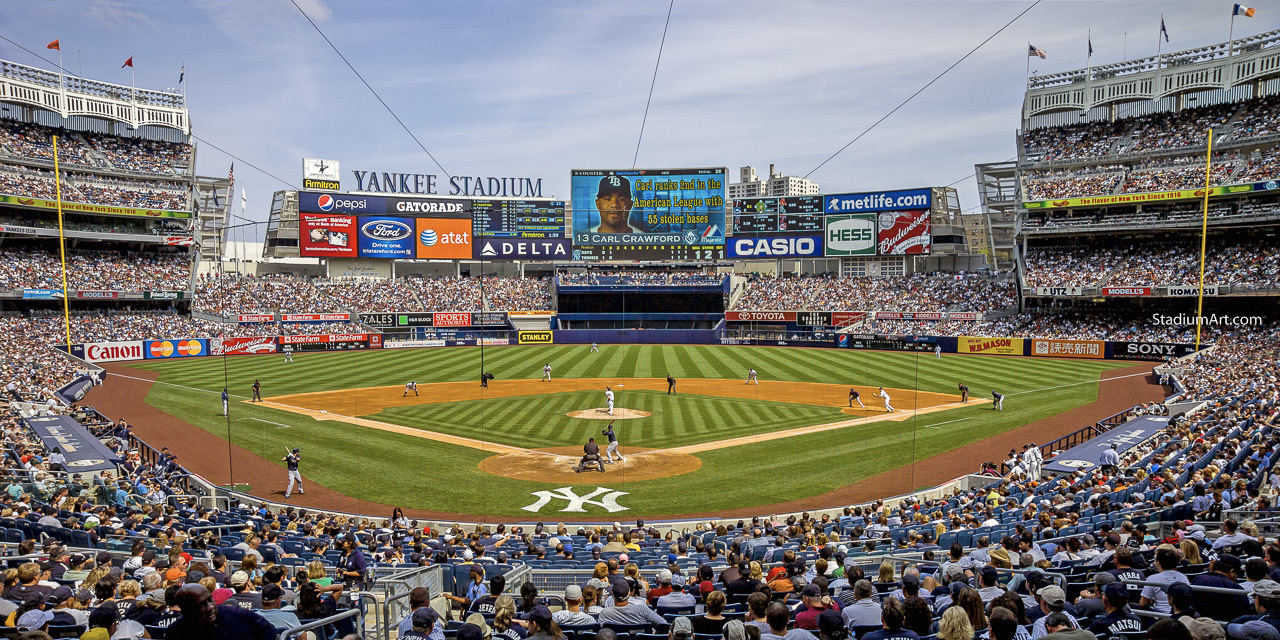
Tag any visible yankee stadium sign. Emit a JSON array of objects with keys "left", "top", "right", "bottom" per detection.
[{"left": 350, "top": 170, "right": 544, "bottom": 197}]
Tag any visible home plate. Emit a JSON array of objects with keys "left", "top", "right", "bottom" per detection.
[{"left": 566, "top": 408, "right": 650, "bottom": 419}]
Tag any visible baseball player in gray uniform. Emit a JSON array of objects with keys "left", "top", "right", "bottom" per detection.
[
  {"left": 283, "top": 448, "right": 304, "bottom": 498},
  {"left": 603, "top": 421, "right": 623, "bottom": 463}
]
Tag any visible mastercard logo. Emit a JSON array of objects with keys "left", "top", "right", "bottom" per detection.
[{"left": 148, "top": 340, "right": 204, "bottom": 358}]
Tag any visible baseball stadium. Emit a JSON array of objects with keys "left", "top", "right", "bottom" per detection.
[{"left": 0, "top": 3, "right": 1279, "bottom": 640}]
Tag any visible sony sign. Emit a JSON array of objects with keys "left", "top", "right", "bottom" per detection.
[
  {"left": 351, "top": 170, "right": 543, "bottom": 198},
  {"left": 728, "top": 235, "right": 822, "bottom": 258}
]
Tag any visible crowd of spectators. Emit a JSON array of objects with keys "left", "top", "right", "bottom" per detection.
[
  {"left": 732, "top": 272, "right": 1016, "bottom": 312},
  {"left": 1022, "top": 166, "right": 1125, "bottom": 201},
  {"left": 1126, "top": 103, "right": 1235, "bottom": 153},
  {"left": 1025, "top": 240, "right": 1280, "bottom": 289},
  {"left": 195, "top": 274, "right": 553, "bottom": 316},
  {"left": 1023, "top": 120, "right": 1126, "bottom": 161},
  {"left": 0, "top": 163, "right": 189, "bottom": 211},
  {"left": 1121, "top": 159, "right": 1238, "bottom": 194},
  {"left": 0, "top": 248, "right": 192, "bottom": 292},
  {"left": 0, "top": 119, "right": 192, "bottom": 176},
  {"left": 1227, "top": 95, "right": 1280, "bottom": 141}
]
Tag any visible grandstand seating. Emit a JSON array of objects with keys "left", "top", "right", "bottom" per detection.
[
  {"left": 731, "top": 272, "right": 1016, "bottom": 313},
  {"left": 1024, "top": 239, "right": 1280, "bottom": 290}
]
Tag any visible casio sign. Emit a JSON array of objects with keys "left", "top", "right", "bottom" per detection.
[
  {"left": 732, "top": 237, "right": 818, "bottom": 257},
  {"left": 361, "top": 220, "right": 411, "bottom": 240}
]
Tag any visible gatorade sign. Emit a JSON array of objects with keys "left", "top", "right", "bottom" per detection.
[{"left": 824, "top": 214, "right": 877, "bottom": 256}]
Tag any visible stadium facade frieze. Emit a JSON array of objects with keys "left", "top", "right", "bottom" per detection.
[
  {"left": 3, "top": 289, "right": 189, "bottom": 300},
  {"left": 1026, "top": 285, "right": 1248, "bottom": 297},
  {"left": 1021, "top": 180, "right": 1278, "bottom": 210}
]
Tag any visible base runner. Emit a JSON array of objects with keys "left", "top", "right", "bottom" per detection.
[
  {"left": 877, "top": 386, "right": 894, "bottom": 413},
  {"left": 283, "top": 448, "right": 304, "bottom": 498},
  {"left": 603, "top": 420, "right": 623, "bottom": 463},
  {"left": 848, "top": 388, "right": 864, "bottom": 409}
]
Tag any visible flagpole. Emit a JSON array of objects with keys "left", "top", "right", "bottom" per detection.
[
  {"left": 1195, "top": 127, "right": 1213, "bottom": 351},
  {"left": 1229, "top": 13, "right": 1236, "bottom": 60},
  {"left": 52, "top": 136, "right": 72, "bottom": 352}
]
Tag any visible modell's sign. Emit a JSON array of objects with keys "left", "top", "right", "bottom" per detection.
[
  {"left": 76, "top": 291, "right": 119, "bottom": 300},
  {"left": 1103, "top": 287, "right": 1151, "bottom": 296},
  {"left": 210, "top": 336, "right": 278, "bottom": 356},
  {"left": 282, "top": 313, "right": 350, "bottom": 322},
  {"left": 725, "top": 311, "right": 797, "bottom": 322},
  {"left": 84, "top": 341, "right": 144, "bottom": 363},
  {"left": 279, "top": 333, "right": 368, "bottom": 345},
  {"left": 433, "top": 312, "right": 472, "bottom": 327}
]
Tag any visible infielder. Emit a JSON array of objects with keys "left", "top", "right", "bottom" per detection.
[
  {"left": 284, "top": 345, "right": 294, "bottom": 363},
  {"left": 403, "top": 381, "right": 418, "bottom": 397},
  {"left": 934, "top": 344, "right": 942, "bottom": 359},
  {"left": 251, "top": 379, "right": 262, "bottom": 403},
  {"left": 590, "top": 343, "right": 599, "bottom": 353},
  {"left": 666, "top": 375, "right": 676, "bottom": 395},
  {"left": 877, "top": 386, "right": 894, "bottom": 413},
  {"left": 992, "top": 390, "right": 1004, "bottom": 411},
  {"left": 848, "top": 388, "right": 864, "bottom": 409},
  {"left": 746, "top": 368, "right": 758, "bottom": 385},
  {"left": 603, "top": 420, "right": 623, "bottom": 463},
  {"left": 958, "top": 383, "right": 969, "bottom": 403},
  {"left": 221, "top": 388, "right": 229, "bottom": 416},
  {"left": 605, "top": 386, "right": 615, "bottom": 416},
  {"left": 542, "top": 363, "right": 552, "bottom": 382},
  {"left": 283, "top": 448, "right": 304, "bottom": 498}
]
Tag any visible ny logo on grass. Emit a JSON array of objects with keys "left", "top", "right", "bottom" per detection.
[{"left": 522, "top": 487, "right": 630, "bottom": 513}]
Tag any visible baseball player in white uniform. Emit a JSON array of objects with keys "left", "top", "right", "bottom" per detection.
[
  {"left": 746, "top": 368, "right": 758, "bottom": 385},
  {"left": 605, "top": 386, "right": 615, "bottom": 416},
  {"left": 1029, "top": 442, "right": 1042, "bottom": 476},
  {"left": 603, "top": 420, "right": 622, "bottom": 463},
  {"left": 403, "top": 381, "right": 418, "bottom": 397},
  {"left": 284, "top": 345, "right": 294, "bottom": 363},
  {"left": 590, "top": 343, "right": 599, "bottom": 353},
  {"left": 283, "top": 448, "right": 304, "bottom": 498},
  {"left": 934, "top": 344, "right": 942, "bottom": 359},
  {"left": 542, "top": 364, "right": 552, "bottom": 382},
  {"left": 878, "top": 387, "right": 895, "bottom": 413}
]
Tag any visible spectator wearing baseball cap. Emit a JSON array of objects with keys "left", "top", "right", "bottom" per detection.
[
  {"left": 1030, "top": 585, "right": 1078, "bottom": 638},
  {"left": 794, "top": 584, "right": 836, "bottom": 631},
  {"left": 228, "top": 570, "right": 262, "bottom": 610},
  {"left": 402, "top": 606, "right": 441, "bottom": 639},
  {"left": 1229, "top": 620, "right": 1280, "bottom": 640},
  {"left": 526, "top": 604, "right": 561, "bottom": 640},
  {"left": 1229, "top": 580, "right": 1280, "bottom": 634},
  {"left": 255, "top": 583, "right": 302, "bottom": 632},
  {"left": 656, "top": 573, "right": 696, "bottom": 609},
  {"left": 1193, "top": 555, "right": 1251, "bottom": 622},
  {"left": 49, "top": 585, "right": 88, "bottom": 627},
  {"left": 1087, "top": 584, "right": 1142, "bottom": 637},
  {"left": 554, "top": 584, "right": 597, "bottom": 626},
  {"left": 16, "top": 608, "right": 53, "bottom": 634},
  {"left": 647, "top": 569, "right": 674, "bottom": 605}
]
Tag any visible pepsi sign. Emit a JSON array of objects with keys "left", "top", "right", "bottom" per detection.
[
  {"left": 357, "top": 216, "right": 415, "bottom": 258},
  {"left": 727, "top": 234, "right": 823, "bottom": 258},
  {"left": 299, "top": 192, "right": 382, "bottom": 214}
]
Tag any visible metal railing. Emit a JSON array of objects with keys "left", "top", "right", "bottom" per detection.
[{"left": 278, "top": 607, "right": 361, "bottom": 640}]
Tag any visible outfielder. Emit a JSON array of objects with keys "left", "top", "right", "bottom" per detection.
[
  {"left": 992, "top": 390, "right": 1004, "bottom": 411},
  {"left": 283, "top": 448, "right": 304, "bottom": 498},
  {"left": 251, "top": 379, "right": 262, "bottom": 403},
  {"left": 605, "top": 386, "right": 615, "bottom": 416},
  {"left": 590, "top": 343, "right": 600, "bottom": 353},
  {"left": 848, "top": 387, "right": 864, "bottom": 409},
  {"left": 542, "top": 363, "right": 552, "bottom": 382},
  {"left": 877, "top": 386, "right": 894, "bottom": 413},
  {"left": 221, "top": 388, "right": 229, "bottom": 416},
  {"left": 934, "top": 344, "right": 942, "bottom": 359},
  {"left": 603, "top": 420, "right": 623, "bottom": 463},
  {"left": 403, "top": 381, "right": 418, "bottom": 397},
  {"left": 283, "top": 345, "right": 294, "bottom": 363},
  {"left": 958, "top": 383, "right": 969, "bottom": 403},
  {"left": 746, "top": 368, "right": 758, "bottom": 385}
]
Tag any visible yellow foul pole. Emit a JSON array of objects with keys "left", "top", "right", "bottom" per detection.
[
  {"left": 52, "top": 135, "right": 72, "bottom": 351},
  {"left": 1195, "top": 128, "right": 1212, "bottom": 350}
]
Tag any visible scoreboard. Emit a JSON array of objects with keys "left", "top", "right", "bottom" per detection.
[
  {"left": 471, "top": 199, "right": 567, "bottom": 238},
  {"left": 570, "top": 244, "right": 726, "bottom": 262},
  {"left": 731, "top": 196, "right": 824, "bottom": 234}
]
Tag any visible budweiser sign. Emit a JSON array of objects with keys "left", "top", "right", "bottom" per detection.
[
  {"left": 163, "top": 236, "right": 195, "bottom": 246},
  {"left": 433, "top": 312, "right": 472, "bottom": 327},
  {"left": 211, "top": 336, "right": 278, "bottom": 355},
  {"left": 725, "top": 311, "right": 797, "bottom": 322},
  {"left": 282, "top": 313, "right": 350, "bottom": 322}
]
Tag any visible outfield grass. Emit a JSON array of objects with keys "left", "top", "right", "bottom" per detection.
[{"left": 127, "top": 345, "right": 1125, "bottom": 517}]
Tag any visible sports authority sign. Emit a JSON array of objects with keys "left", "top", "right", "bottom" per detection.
[
  {"left": 725, "top": 311, "right": 797, "bottom": 322},
  {"left": 433, "top": 312, "right": 472, "bottom": 327},
  {"left": 83, "top": 341, "right": 144, "bottom": 363},
  {"left": 210, "top": 336, "right": 278, "bottom": 356}
]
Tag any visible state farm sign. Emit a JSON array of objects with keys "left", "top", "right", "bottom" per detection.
[
  {"left": 281, "top": 313, "right": 350, "bottom": 322},
  {"left": 84, "top": 341, "right": 144, "bottom": 362},
  {"left": 433, "top": 312, "right": 472, "bottom": 327},
  {"left": 238, "top": 314, "right": 276, "bottom": 324},
  {"left": 725, "top": 311, "right": 797, "bottom": 322},
  {"left": 279, "top": 333, "right": 368, "bottom": 345}
]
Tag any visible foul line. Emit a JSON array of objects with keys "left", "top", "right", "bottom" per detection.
[
  {"left": 1006, "top": 370, "right": 1152, "bottom": 396},
  {"left": 925, "top": 417, "right": 973, "bottom": 429},
  {"left": 249, "top": 418, "right": 294, "bottom": 429}
]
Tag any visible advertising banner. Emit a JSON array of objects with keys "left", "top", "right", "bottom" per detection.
[
  {"left": 0, "top": 193, "right": 191, "bottom": 218},
  {"left": 163, "top": 236, "right": 195, "bottom": 246},
  {"left": 84, "top": 341, "right": 144, "bottom": 363},
  {"left": 282, "top": 313, "right": 350, "bottom": 322},
  {"left": 823, "top": 214, "right": 877, "bottom": 256},
  {"left": 570, "top": 168, "right": 726, "bottom": 247},
  {"left": 385, "top": 339, "right": 447, "bottom": 349},
  {"left": 145, "top": 339, "right": 208, "bottom": 359},
  {"left": 238, "top": 314, "right": 276, "bottom": 324},
  {"left": 728, "top": 235, "right": 823, "bottom": 259},
  {"left": 300, "top": 213, "right": 357, "bottom": 257},
  {"left": 480, "top": 337, "right": 510, "bottom": 346},
  {"left": 23, "top": 289, "right": 63, "bottom": 299},
  {"left": 210, "top": 336, "right": 278, "bottom": 355},
  {"left": 433, "top": 312, "right": 472, "bottom": 327},
  {"left": 76, "top": 290, "right": 119, "bottom": 300},
  {"left": 1103, "top": 287, "right": 1151, "bottom": 296},
  {"left": 796, "top": 311, "right": 833, "bottom": 327},
  {"left": 518, "top": 330, "right": 553, "bottom": 344},
  {"left": 143, "top": 291, "right": 185, "bottom": 300},
  {"left": 831, "top": 311, "right": 867, "bottom": 325},
  {"left": 1030, "top": 287, "right": 1085, "bottom": 296},
  {"left": 875, "top": 311, "right": 942, "bottom": 320},
  {"left": 877, "top": 210, "right": 931, "bottom": 255},
  {"left": 414, "top": 217, "right": 473, "bottom": 259},
  {"left": 824, "top": 188, "right": 932, "bottom": 214},
  {"left": 54, "top": 374, "right": 95, "bottom": 405},
  {"left": 1110, "top": 341, "right": 1200, "bottom": 361},
  {"left": 1166, "top": 285, "right": 1221, "bottom": 296},
  {"left": 26, "top": 415, "right": 120, "bottom": 472},
  {"left": 475, "top": 237, "right": 572, "bottom": 260},
  {"left": 368, "top": 334, "right": 382, "bottom": 349},
  {"left": 298, "top": 192, "right": 384, "bottom": 214},
  {"left": 1022, "top": 184, "right": 1260, "bottom": 209},
  {"left": 1042, "top": 416, "right": 1169, "bottom": 474},
  {"left": 947, "top": 312, "right": 982, "bottom": 321},
  {"left": 1032, "top": 339, "right": 1104, "bottom": 359},
  {"left": 356, "top": 216, "right": 415, "bottom": 258},
  {"left": 958, "top": 336, "right": 1024, "bottom": 355},
  {"left": 725, "top": 311, "right": 797, "bottom": 322},
  {"left": 278, "top": 333, "right": 368, "bottom": 345}
]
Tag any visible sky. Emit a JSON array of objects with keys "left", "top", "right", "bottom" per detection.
[{"left": 2, "top": 1, "right": 1272, "bottom": 239}]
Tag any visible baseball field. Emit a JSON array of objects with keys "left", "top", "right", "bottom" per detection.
[{"left": 95, "top": 344, "right": 1160, "bottom": 520}]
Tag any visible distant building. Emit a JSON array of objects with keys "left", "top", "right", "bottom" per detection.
[{"left": 727, "top": 164, "right": 820, "bottom": 199}]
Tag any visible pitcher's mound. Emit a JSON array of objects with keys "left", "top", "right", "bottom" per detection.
[{"left": 567, "top": 408, "right": 651, "bottom": 419}]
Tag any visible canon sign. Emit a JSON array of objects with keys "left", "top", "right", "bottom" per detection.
[
  {"left": 84, "top": 341, "right": 144, "bottom": 363},
  {"left": 729, "top": 235, "right": 821, "bottom": 258}
]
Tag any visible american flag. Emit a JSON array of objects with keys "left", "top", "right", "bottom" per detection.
[
  {"left": 1029, "top": 44, "right": 1047, "bottom": 59},
  {"left": 228, "top": 162, "right": 235, "bottom": 188}
]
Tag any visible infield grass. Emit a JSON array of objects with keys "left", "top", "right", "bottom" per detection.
[{"left": 126, "top": 345, "right": 1129, "bottom": 517}]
